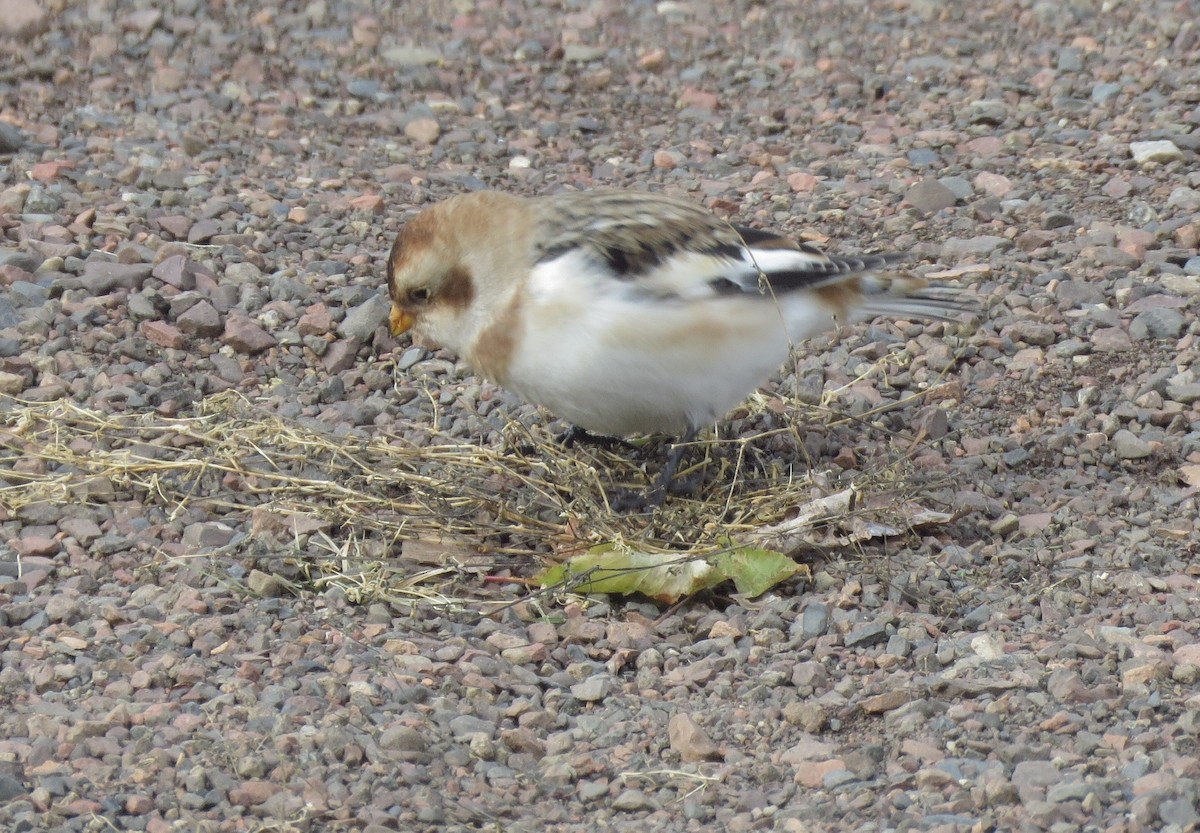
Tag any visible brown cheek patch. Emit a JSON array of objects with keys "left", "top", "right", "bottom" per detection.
[
  {"left": 438, "top": 265, "right": 475, "bottom": 312},
  {"left": 471, "top": 290, "right": 520, "bottom": 384}
]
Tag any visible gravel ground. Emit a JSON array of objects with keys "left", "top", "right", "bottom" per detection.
[{"left": 3, "top": 0, "right": 1200, "bottom": 831}]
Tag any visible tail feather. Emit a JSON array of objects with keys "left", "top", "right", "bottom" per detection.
[{"left": 853, "top": 272, "right": 979, "bottom": 322}]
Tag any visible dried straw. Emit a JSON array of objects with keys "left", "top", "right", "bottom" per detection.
[{"left": 0, "top": 349, "right": 955, "bottom": 605}]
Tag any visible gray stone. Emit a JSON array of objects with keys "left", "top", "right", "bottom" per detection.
[
  {"left": 80, "top": 261, "right": 153, "bottom": 294},
  {"left": 800, "top": 602, "right": 830, "bottom": 639},
  {"left": 571, "top": 675, "right": 613, "bottom": 702},
  {"left": 0, "top": 772, "right": 23, "bottom": 801},
  {"left": 449, "top": 714, "right": 495, "bottom": 739},
  {"left": 177, "top": 300, "right": 223, "bottom": 338},
  {"left": 1166, "top": 383, "right": 1200, "bottom": 404},
  {"left": 564, "top": 44, "right": 605, "bottom": 62},
  {"left": 1002, "top": 321, "right": 1057, "bottom": 346},
  {"left": 1159, "top": 797, "right": 1200, "bottom": 828},
  {"left": 0, "top": 120, "right": 27, "bottom": 153},
  {"left": 1130, "top": 308, "right": 1185, "bottom": 341},
  {"left": 937, "top": 176, "right": 973, "bottom": 200},
  {"left": 0, "top": 249, "right": 40, "bottom": 272},
  {"left": 941, "top": 236, "right": 1011, "bottom": 258},
  {"left": 1130, "top": 140, "right": 1183, "bottom": 165},
  {"left": 1111, "top": 429, "right": 1152, "bottom": 460},
  {"left": 182, "top": 522, "right": 238, "bottom": 549},
  {"left": 612, "top": 789, "right": 655, "bottom": 811},
  {"left": 1011, "top": 760, "right": 1059, "bottom": 803},
  {"left": 338, "top": 294, "right": 390, "bottom": 341},
  {"left": 382, "top": 46, "right": 441, "bottom": 66},
  {"left": 905, "top": 178, "right": 957, "bottom": 213},
  {"left": 968, "top": 99, "right": 1007, "bottom": 125},
  {"left": 906, "top": 148, "right": 939, "bottom": 166},
  {"left": 1091, "top": 82, "right": 1120, "bottom": 104},
  {"left": 844, "top": 621, "right": 889, "bottom": 649},
  {"left": 346, "top": 79, "right": 380, "bottom": 99},
  {"left": 1167, "top": 187, "right": 1200, "bottom": 211},
  {"left": 152, "top": 254, "right": 197, "bottom": 290}
]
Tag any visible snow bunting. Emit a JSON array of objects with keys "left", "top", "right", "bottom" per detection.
[{"left": 386, "top": 190, "right": 971, "bottom": 497}]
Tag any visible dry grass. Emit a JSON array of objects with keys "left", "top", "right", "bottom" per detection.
[{"left": 0, "top": 351, "right": 959, "bottom": 607}]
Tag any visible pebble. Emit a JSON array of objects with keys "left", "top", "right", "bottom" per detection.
[
  {"left": 1129, "top": 140, "right": 1184, "bottom": 165},
  {"left": 338, "top": 294, "right": 390, "bottom": 341},
  {"left": 1110, "top": 429, "right": 1153, "bottom": 459},
  {"left": 668, "top": 714, "right": 722, "bottom": 762},
  {"left": 222, "top": 313, "right": 277, "bottom": 354},
  {"left": 382, "top": 46, "right": 441, "bottom": 66},
  {"left": 570, "top": 675, "right": 612, "bottom": 702},
  {"left": 404, "top": 118, "right": 441, "bottom": 145},
  {"left": 904, "top": 178, "right": 957, "bottom": 213},
  {"left": 1129, "top": 308, "right": 1185, "bottom": 340}
]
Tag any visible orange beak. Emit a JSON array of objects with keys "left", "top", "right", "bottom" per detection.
[{"left": 389, "top": 306, "right": 415, "bottom": 336}]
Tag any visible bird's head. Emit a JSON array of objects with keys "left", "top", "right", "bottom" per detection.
[{"left": 386, "top": 199, "right": 480, "bottom": 353}]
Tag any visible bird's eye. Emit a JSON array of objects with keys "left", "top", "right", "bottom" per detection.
[{"left": 408, "top": 287, "right": 432, "bottom": 304}]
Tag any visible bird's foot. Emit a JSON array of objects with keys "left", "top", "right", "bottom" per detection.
[{"left": 558, "top": 424, "right": 638, "bottom": 451}]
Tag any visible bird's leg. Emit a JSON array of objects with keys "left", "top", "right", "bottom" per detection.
[
  {"left": 644, "top": 425, "right": 699, "bottom": 507},
  {"left": 558, "top": 424, "right": 637, "bottom": 451}
]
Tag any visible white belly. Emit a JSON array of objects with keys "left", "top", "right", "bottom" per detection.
[{"left": 498, "top": 291, "right": 827, "bottom": 436}]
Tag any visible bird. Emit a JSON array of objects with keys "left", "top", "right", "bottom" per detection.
[{"left": 386, "top": 189, "right": 973, "bottom": 504}]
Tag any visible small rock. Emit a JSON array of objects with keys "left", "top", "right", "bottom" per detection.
[
  {"left": 904, "top": 178, "right": 957, "bottom": 213},
  {"left": 0, "top": 371, "right": 26, "bottom": 394},
  {"left": 178, "top": 301, "right": 223, "bottom": 338},
  {"left": 247, "top": 569, "right": 286, "bottom": 597},
  {"left": 228, "top": 781, "right": 282, "bottom": 807},
  {"left": 612, "top": 789, "right": 655, "bottom": 811},
  {"left": 973, "top": 171, "right": 1014, "bottom": 197},
  {"left": 338, "top": 294, "right": 390, "bottom": 341},
  {"left": 1166, "top": 383, "right": 1200, "bottom": 404},
  {"left": 187, "top": 219, "right": 221, "bottom": 244},
  {"left": 0, "top": 0, "right": 47, "bottom": 37},
  {"left": 404, "top": 118, "right": 441, "bottom": 145},
  {"left": 1092, "top": 82, "right": 1121, "bottom": 104},
  {"left": 379, "top": 726, "right": 427, "bottom": 753},
  {"left": 182, "top": 522, "right": 238, "bottom": 549},
  {"left": 382, "top": 46, "right": 441, "bottom": 66},
  {"left": 845, "top": 621, "right": 889, "bottom": 649},
  {"left": 1011, "top": 760, "right": 1059, "bottom": 803},
  {"left": 1129, "top": 140, "right": 1183, "bottom": 165},
  {"left": 861, "top": 689, "right": 910, "bottom": 713},
  {"left": 968, "top": 99, "right": 1007, "bottom": 125},
  {"left": 152, "top": 254, "right": 197, "bottom": 290},
  {"left": 800, "top": 602, "right": 830, "bottom": 639},
  {"left": 1111, "top": 429, "right": 1152, "bottom": 460},
  {"left": 563, "top": 44, "right": 605, "bottom": 62},
  {"left": 80, "top": 261, "right": 152, "bottom": 294},
  {"left": 0, "top": 773, "right": 24, "bottom": 801},
  {"left": 1002, "top": 321, "right": 1057, "bottom": 346},
  {"left": 0, "top": 120, "right": 27, "bottom": 153},
  {"left": 222, "top": 313, "right": 277, "bottom": 354},
  {"left": 571, "top": 675, "right": 613, "bottom": 702},
  {"left": 941, "top": 236, "right": 1011, "bottom": 258},
  {"left": 141, "top": 321, "right": 185, "bottom": 349},
  {"left": 668, "top": 714, "right": 722, "bottom": 762},
  {"left": 787, "top": 172, "right": 818, "bottom": 192},
  {"left": 1129, "top": 308, "right": 1185, "bottom": 340},
  {"left": 346, "top": 79, "right": 380, "bottom": 99},
  {"left": 1091, "top": 327, "right": 1132, "bottom": 352}
]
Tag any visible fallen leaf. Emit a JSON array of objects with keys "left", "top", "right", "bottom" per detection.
[{"left": 538, "top": 540, "right": 804, "bottom": 603}]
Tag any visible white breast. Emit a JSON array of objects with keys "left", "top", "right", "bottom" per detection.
[{"left": 493, "top": 253, "right": 839, "bottom": 436}]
